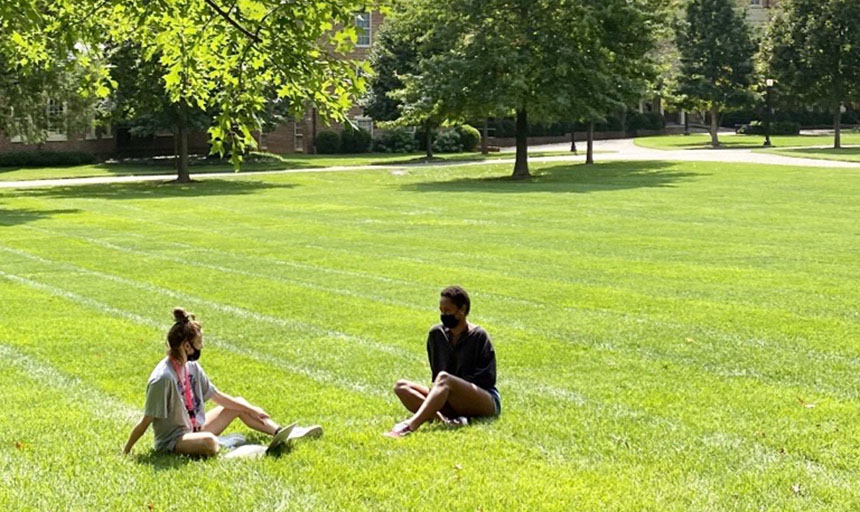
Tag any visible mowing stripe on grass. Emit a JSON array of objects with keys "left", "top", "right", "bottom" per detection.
[
  {"left": 17, "top": 224, "right": 860, "bottom": 405},
  {"left": 0, "top": 343, "right": 138, "bottom": 421},
  {"left": 0, "top": 244, "right": 411, "bottom": 360},
  {"left": 1, "top": 261, "right": 853, "bottom": 493},
  {"left": 0, "top": 244, "right": 605, "bottom": 410},
  {"left": 0, "top": 269, "right": 383, "bottom": 397}
]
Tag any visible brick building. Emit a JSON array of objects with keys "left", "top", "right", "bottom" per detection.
[{"left": 261, "top": 10, "right": 385, "bottom": 154}]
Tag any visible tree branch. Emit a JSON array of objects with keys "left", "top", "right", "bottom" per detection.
[{"left": 203, "top": 0, "right": 262, "bottom": 44}]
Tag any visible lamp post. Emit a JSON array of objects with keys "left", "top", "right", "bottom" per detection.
[{"left": 763, "top": 78, "right": 774, "bottom": 147}]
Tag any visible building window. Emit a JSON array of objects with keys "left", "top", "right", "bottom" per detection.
[
  {"left": 750, "top": 0, "right": 761, "bottom": 5},
  {"left": 86, "top": 123, "right": 112, "bottom": 140},
  {"left": 46, "top": 100, "right": 68, "bottom": 141},
  {"left": 294, "top": 119, "right": 304, "bottom": 152},
  {"left": 355, "top": 12, "right": 371, "bottom": 47},
  {"left": 354, "top": 117, "right": 373, "bottom": 135}
]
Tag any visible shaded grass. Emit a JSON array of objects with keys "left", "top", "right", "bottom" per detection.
[
  {"left": 1, "top": 159, "right": 860, "bottom": 510},
  {"left": 635, "top": 133, "right": 860, "bottom": 150},
  {"left": 0, "top": 150, "right": 580, "bottom": 183}
]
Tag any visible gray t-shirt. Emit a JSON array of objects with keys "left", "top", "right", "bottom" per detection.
[{"left": 144, "top": 357, "right": 217, "bottom": 453}]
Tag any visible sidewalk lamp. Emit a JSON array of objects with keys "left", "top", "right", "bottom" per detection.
[{"left": 763, "top": 78, "right": 774, "bottom": 147}]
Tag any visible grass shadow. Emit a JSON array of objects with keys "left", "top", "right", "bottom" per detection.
[
  {"left": 373, "top": 156, "right": 448, "bottom": 166},
  {"left": 11, "top": 179, "right": 296, "bottom": 201},
  {"left": 0, "top": 206, "right": 81, "bottom": 226},
  {"left": 400, "top": 161, "right": 700, "bottom": 194},
  {"left": 684, "top": 143, "right": 764, "bottom": 150},
  {"left": 92, "top": 160, "right": 321, "bottom": 177},
  {"left": 133, "top": 451, "right": 194, "bottom": 471}
]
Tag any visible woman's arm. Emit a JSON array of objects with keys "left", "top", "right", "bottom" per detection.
[
  {"left": 123, "top": 416, "right": 153, "bottom": 455},
  {"left": 211, "top": 391, "right": 269, "bottom": 421}
]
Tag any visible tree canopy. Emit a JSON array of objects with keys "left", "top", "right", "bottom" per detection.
[
  {"left": 378, "top": 0, "right": 666, "bottom": 178},
  {"left": 674, "top": 0, "right": 756, "bottom": 147},
  {"left": 1, "top": 0, "right": 380, "bottom": 180},
  {"left": 763, "top": 0, "right": 860, "bottom": 148}
]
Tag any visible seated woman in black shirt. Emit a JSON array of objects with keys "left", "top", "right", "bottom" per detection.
[{"left": 385, "top": 286, "right": 500, "bottom": 438}]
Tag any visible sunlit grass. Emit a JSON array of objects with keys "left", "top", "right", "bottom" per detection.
[{"left": 1, "top": 159, "right": 859, "bottom": 510}]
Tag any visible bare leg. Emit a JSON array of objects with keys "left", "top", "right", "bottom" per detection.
[
  {"left": 406, "top": 372, "right": 495, "bottom": 432},
  {"left": 393, "top": 379, "right": 455, "bottom": 421},
  {"left": 202, "top": 397, "right": 279, "bottom": 436},
  {"left": 174, "top": 432, "right": 220, "bottom": 457},
  {"left": 393, "top": 380, "right": 429, "bottom": 413}
]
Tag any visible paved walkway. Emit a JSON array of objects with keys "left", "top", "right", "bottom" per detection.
[
  {"left": 514, "top": 137, "right": 860, "bottom": 168},
  {"left": 1, "top": 136, "right": 857, "bottom": 189}
]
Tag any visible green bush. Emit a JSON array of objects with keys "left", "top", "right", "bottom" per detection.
[
  {"left": 340, "top": 125, "right": 372, "bottom": 153},
  {"left": 628, "top": 112, "right": 666, "bottom": 132},
  {"left": 0, "top": 151, "right": 98, "bottom": 168},
  {"left": 431, "top": 129, "right": 463, "bottom": 153},
  {"left": 737, "top": 120, "right": 800, "bottom": 135},
  {"left": 454, "top": 125, "right": 481, "bottom": 151},
  {"left": 314, "top": 131, "right": 340, "bottom": 154},
  {"left": 371, "top": 128, "right": 418, "bottom": 153},
  {"left": 724, "top": 108, "right": 859, "bottom": 128}
]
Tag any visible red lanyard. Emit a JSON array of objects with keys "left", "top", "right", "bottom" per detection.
[{"left": 170, "top": 358, "right": 199, "bottom": 431}]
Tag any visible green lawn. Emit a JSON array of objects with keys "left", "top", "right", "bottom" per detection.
[
  {"left": 2, "top": 159, "right": 860, "bottom": 510},
  {"left": 0, "top": 150, "right": 578, "bottom": 183},
  {"left": 635, "top": 132, "right": 860, "bottom": 150},
  {"left": 764, "top": 147, "right": 860, "bottom": 163}
]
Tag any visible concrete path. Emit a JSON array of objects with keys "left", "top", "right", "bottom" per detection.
[
  {"left": 1, "top": 136, "right": 857, "bottom": 190},
  {"left": 512, "top": 136, "right": 860, "bottom": 168}
]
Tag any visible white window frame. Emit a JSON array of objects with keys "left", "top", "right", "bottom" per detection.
[
  {"left": 294, "top": 119, "right": 305, "bottom": 152},
  {"left": 45, "top": 100, "right": 68, "bottom": 141},
  {"left": 353, "top": 116, "right": 373, "bottom": 136},
  {"left": 355, "top": 12, "right": 372, "bottom": 47},
  {"left": 85, "top": 123, "right": 112, "bottom": 140}
]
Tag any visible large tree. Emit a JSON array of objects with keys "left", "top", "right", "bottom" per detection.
[
  {"left": 2, "top": 0, "right": 377, "bottom": 182},
  {"left": 763, "top": 0, "right": 860, "bottom": 149},
  {"left": 0, "top": 1, "right": 112, "bottom": 143},
  {"left": 108, "top": 44, "right": 212, "bottom": 173},
  {"left": 362, "top": 7, "right": 441, "bottom": 158},
  {"left": 674, "top": 0, "right": 756, "bottom": 147},
  {"left": 560, "top": 0, "right": 665, "bottom": 165},
  {"left": 385, "top": 0, "right": 664, "bottom": 179}
]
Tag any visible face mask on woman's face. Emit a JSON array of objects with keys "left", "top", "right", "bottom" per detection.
[
  {"left": 186, "top": 342, "right": 202, "bottom": 362},
  {"left": 440, "top": 314, "right": 459, "bottom": 329}
]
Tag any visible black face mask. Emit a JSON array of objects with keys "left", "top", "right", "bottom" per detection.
[
  {"left": 440, "top": 314, "right": 459, "bottom": 329},
  {"left": 187, "top": 345, "right": 202, "bottom": 362}
]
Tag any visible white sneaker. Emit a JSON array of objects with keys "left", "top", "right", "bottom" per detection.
[
  {"left": 287, "top": 425, "right": 323, "bottom": 441},
  {"left": 266, "top": 422, "right": 297, "bottom": 454},
  {"left": 446, "top": 416, "right": 469, "bottom": 428}
]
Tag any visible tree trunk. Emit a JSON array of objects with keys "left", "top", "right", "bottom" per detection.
[
  {"left": 176, "top": 104, "right": 191, "bottom": 183},
  {"left": 709, "top": 105, "right": 720, "bottom": 148},
  {"left": 834, "top": 106, "right": 842, "bottom": 149},
  {"left": 512, "top": 108, "right": 530, "bottom": 179},
  {"left": 173, "top": 132, "right": 179, "bottom": 172},
  {"left": 481, "top": 118, "right": 489, "bottom": 155},
  {"left": 422, "top": 121, "right": 434, "bottom": 159},
  {"left": 570, "top": 128, "right": 577, "bottom": 154},
  {"left": 311, "top": 107, "right": 318, "bottom": 154},
  {"left": 586, "top": 122, "right": 594, "bottom": 165}
]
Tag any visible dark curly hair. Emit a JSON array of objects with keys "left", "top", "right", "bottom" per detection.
[{"left": 441, "top": 286, "right": 470, "bottom": 315}]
